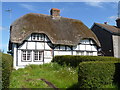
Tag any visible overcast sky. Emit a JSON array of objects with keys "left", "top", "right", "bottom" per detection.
[{"left": 0, "top": 1, "right": 119, "bottom": 53}]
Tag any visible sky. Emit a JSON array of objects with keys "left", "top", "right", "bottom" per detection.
[{"left": 0, "top": 1, "right": 119, "bottom": 53}]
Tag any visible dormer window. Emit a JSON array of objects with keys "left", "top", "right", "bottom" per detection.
[
  {"left": 32, "top": 34, "right": 44, "bottom": 41},
  {"left": 33, "top": 34, "right": 36, "bottom": 40},
  {"left": 37, "top": 34, "right": 39, "bottom": 40}
]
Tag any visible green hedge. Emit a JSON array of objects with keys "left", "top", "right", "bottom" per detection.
[
  {"left": 52, "top": 55, "right": 120, "bottom": 88},
  {"left": 1, "top": 53, "right": 13, "bottom": 89},
  {"left": 0, "top": 53, "right": 2, "bottom": 89},
  {"left": 78, "top": 61, "right": 120, "bottom": 88},
  {"left": 52, "top": 55, "right": 120, "bottom": 67}
]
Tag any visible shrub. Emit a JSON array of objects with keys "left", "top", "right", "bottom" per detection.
[
  {"left": 52, "top": 55, "right": 120, "bottom": 67},
  {"left": 1, "top": 53, "right": 13, "bottom": 88},
  {"left": 78, "top": 61, "right": 120, "bottom": 88}
]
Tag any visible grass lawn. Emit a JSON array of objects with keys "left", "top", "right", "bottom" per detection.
[{"left": 9, "top": 63, "right": 78, "bottom": 88}]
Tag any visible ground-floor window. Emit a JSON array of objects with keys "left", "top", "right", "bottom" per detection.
[
  {"left": 86, "top": 51, "right": 93, "bottom": 56},
  {"left": 34, "top": 51, "right": 43, "bottom": 61},
  {"left": 76, "top": 51, "right": 84, "bottom": 55},
  {"left": 21, "top": 50, "right": 43, "bottom": 62},
  {"left": 22, "top": 50, "right": 32, "bottom": 61},
  {"left": 76, "top": 51, "right": 94, "bottom": 56}
]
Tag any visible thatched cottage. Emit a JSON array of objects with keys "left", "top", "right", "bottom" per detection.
[
  {"left": 8, "top": 8, "right": 100, "bottom": 69},
  {"left": 91, "top": 19, "right": 120, "bottom": 58}
]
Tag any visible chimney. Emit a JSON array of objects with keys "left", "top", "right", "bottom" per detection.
[
  {"left": 50, "top": 8, "right": 60, "bottom": 17},
  {"left": 104, "top": 22, "right": 107, "bottom": 24},
  {"left": 116, "top": 18, "right": 120, "bottom": 28}
]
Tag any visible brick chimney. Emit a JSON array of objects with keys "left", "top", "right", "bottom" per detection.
[
  {"left": 104, "top": 22, "right": 107, "bottom": 24},
  {"left": 116, "top": 18, "right": 120, "bottom": 28},
  {"left": 50, "top": 8, "right": 60, "bottom": 17}
]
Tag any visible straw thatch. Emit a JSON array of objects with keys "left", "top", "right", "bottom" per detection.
[{"left": 10, "top": 13, "right": 100, "bottom": 46}]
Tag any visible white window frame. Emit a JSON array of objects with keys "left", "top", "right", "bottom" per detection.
[
  {"left": 22, "top": 50, "right": 32, "bottom": 62},
  {"left": 32, "top": 34, "right": 44, "bottom": 41},
  {"left": 33, "top": 50, "right": 43, "bottom": 62},
  {"left": 76, "top": 51, "right": 84, "bottom": 55},
  {"left": 86, "top": 51, "right": 93, "bottom": 56},
  {"left": 32, "top": 34, "right": 36, "bottom": 40}
]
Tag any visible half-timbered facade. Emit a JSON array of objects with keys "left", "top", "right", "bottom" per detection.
[{"left": 8, "top": 8, "right": 100, "bottom": 69}]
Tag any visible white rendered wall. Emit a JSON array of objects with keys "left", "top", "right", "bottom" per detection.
[
  {"left": 14, "top": 33, "right": 98, "bottom": 69},
  {"left": 36, "top": 42, "right": 44, "bottom": 49},
  {"left": 54, "top": 51, "right": 72, "bottom": 56},
  {"left": 45, "top": 43, "right": 52, "bottom": 50},
  {"left": 13, "top": 44, "right": 17, "bottom": 69}
]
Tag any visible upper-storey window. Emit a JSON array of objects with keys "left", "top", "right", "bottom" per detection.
[
  {"left": 80, "top": 39, "right": 95, "bottom": 45},
  {"left": 32, "top": 34, "right": 44, "bottom": 41},
  {"left": 90, "top": 39, "right": 95, "bottom": 45},
  {"left": 80, "top": 39, "right": 90, "bottom": 44}
]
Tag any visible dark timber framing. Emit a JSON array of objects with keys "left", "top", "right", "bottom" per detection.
[{"left": 16, "top": 33, "right": 98, "bottom": 64}]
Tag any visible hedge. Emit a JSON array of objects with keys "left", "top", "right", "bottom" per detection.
[
  {"left": 1, "top": 53, "right": 13, "bottom": 89},
  {"left": 78, "top": 61, "right": 120, "bottom": 88},
  {"left": 0, "top": 53, "right": 2, "bottom": 89},
  {"left": 52, "top": 55, "right": 120, "bottom": 67}
]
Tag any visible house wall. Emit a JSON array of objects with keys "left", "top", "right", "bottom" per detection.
[
  {"left": 13, "top": 33, "right": 98, "bottom": 69},
  {"left": 13, "top": 44, "right": 17, "bottom": 69},
  {"left": 91, "top": 25, "right": 114, "bottom": 56},
  {"left": 112, "top": 35, "right": 120, "bottom": 58}
]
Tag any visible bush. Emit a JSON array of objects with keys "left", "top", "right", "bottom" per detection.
[
  {"left": 78, "top": 61, "right": 120, "bottom": 88},
  {"left": 1, "top": 53, "right": 13, "bottom": 88},
  {"left": 52, "top": 55, "right": 120, "bottom": 67}
]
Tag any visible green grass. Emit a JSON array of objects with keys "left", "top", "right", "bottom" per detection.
[{"left": 9, "top": 63, "right": 78, "bottom": 88}]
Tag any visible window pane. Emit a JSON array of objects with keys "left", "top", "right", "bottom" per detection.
[
  {"left": 40, "top": 35, "right": 44, "bottom": 41},
  {"left": 76, "top": 51, "right": 84, "bottom": 55},
  {"left": 32, "top": 34, "right": 36, "bottom": 40},
  {"left": 81, "top": 52, "right": 84, "bottom": 55},
  {"left": 32, "top": 34, "right": 44, "bottom": 41},
  {"left": 86, "top": 51, "right": 93, "bottom": 56},
  {"left": 27, "top": 51, "right": 31, "bottom": 60},
  {"left": 37, "top": 34, "right": 39, "bottom": 40},
  {"left": 39, "top": 51, "right": 42, "bottom": 60},
  {"left": 22, "top": 50, "right": 26, "bottom": 60},
  {"left": 22, "top": 50, "right": 31, "bottom": 61},
  {"left": 34, "top": 51, "right": 38, "bottom": 60},
  {"left": 34, "top": 51, "right": 43, "bottom": 61}
]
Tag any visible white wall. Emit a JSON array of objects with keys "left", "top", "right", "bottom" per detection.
[
  {"left": 72, "top": 39, "right": 97, "bottom": 56},
  {"left": 36, "top": 42, "right": 44, "bottom": 49},
  {"left": 54, "top": 51, "right": 72, "bottom": 56},
  {"left": 13, "top": 44, "right": 17, "bottom": 69},
  {"left": 13, "top": 34, "right": 98, "bottom": 69}
]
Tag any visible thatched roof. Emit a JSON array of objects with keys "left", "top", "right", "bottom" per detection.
[
  {"left": 94, "top": 23, "right": 120, "bottom": 35},
  {"left": 10, "top": 13, "right": 100, "bottom": 46}
]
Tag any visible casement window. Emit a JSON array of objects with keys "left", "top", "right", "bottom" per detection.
[
  {"left": 86, "top": 51, "right": 93, "bottom": 56},
  {"left": 40, "top": 34, "right": 44, "bottom": 41},
  {"left": 90, "top": 40, "right": 95, "bottom": 45},
  {"left": 80, "top": 51, "right": 84, "bottom": 55},
  {"left": 32, "top": 34, "right": 44, "bottom": 41},
  {"left": 34, "top": 51, "right": 43, "bottom": 61},
  {"left": 37, "top": 34, "right": 39, "bottom": 40},
  {"left": 76, "top": 51, "right": 84, "bottom": 55},
  {"left": 21, "top": 50, "right": 43, "bottom": 62},
  {"left": 54, "top": 46, "right": 60, "bottom": 50},
  {"left": 32, "top": 34, "right": 36, "bottom": 40},
  {"left": 22, "top": 50, "right": 32, "bottom": 61}
]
